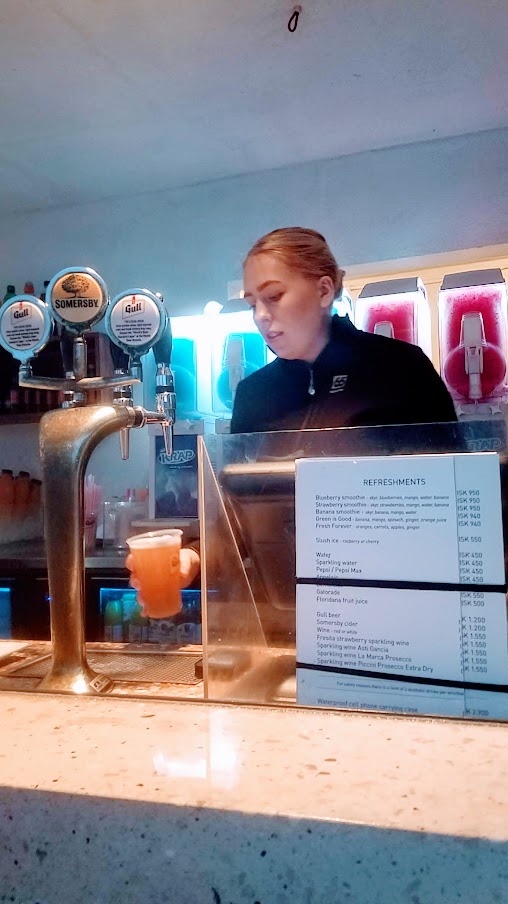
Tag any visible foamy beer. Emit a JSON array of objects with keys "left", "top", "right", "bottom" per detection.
[{"left": 126, "top": 529, "right": 183, "bottom": 618}]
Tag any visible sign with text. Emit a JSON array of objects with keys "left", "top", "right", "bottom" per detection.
[{"left": 295, "top": 453, "right": 508, "bottom": 719}]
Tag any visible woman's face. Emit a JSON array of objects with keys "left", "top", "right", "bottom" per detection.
[{"left": 243, "top": 253, "right": 335, "bottom": 362}]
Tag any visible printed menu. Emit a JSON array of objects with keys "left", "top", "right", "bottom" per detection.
[{"left": 295, "top": 453, "right": 508, "bottom": 719}]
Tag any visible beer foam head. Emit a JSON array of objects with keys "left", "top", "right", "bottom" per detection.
[{"left": 126, "top": 529, "right": 182, "bottom": 550}]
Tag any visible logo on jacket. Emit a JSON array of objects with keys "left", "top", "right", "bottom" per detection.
[{"left": 330, "top": 374, "right": 348, "bottom": 393}]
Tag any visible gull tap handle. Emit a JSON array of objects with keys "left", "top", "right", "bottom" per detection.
[{"left": 153, "top": 306, "right": 176, "bottom": 456}]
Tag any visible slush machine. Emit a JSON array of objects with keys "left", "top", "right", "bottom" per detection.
[
  {"left": 438, "top": 269, "right": 508, "bottom": 415},
  {"left": 355, "top": 277, "right": 432, "bottom": 358}
]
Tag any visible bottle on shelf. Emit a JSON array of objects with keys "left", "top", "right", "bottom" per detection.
[
  {"left": 40, "top": 280, "right": 50, "bottom": 303},
  {"left": 2, "top": 285, "right": 16, "bottom": 306},
  {"left": 4, "top": 372, "right": 19, "bottom": 415},
  {"left": 27, "top": 478, "right": 42, "bottom": 522},
  {"left": 127, "top": 599, "right": 149, "bottom": 643},
  {"left": 103, "top": 596, "right": 124, "bottom": 642},
  {"left": 176, "top": 592, "right": 202, "bottom": 644},
  {"left": 13, "top": 470, "right": 31, "bottom": 522},
  {"left": 0, "top": 470, "right": 15, "bottom": 522},
  {"left": 20, "top": 387, "right": 33, "bottom": 413},
  {"left": 23, "top": 281, "right": 35, "bottom": 296}
]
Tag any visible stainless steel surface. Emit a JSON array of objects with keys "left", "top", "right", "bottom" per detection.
[
  {"left": 113, "top": 378, "right": 135, "bottom": 460},
  {"left": 39, "top": 403, "right": 167, "bottom": 694},
  {"left": 0, "top": 540, "right": 130, "bottom": 571},
  {"left": 0, "top": 522, "right": 200, "bottom": 570},
  {"left": 19, "top": 360, "right": 141, "bottom": 394},
  {"left": 7, "top": 650, "right": 202, "bottom": 685},
  {"left": 72, "top": 335, "right": 87, "bottom": 381}
]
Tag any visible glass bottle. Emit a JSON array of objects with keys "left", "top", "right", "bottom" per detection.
[
  {"left": 2, "top": 285, "right": 16, "bottom": 306},
  {"left": 104, "top": 596, "right": 124, "bottom": 642}
]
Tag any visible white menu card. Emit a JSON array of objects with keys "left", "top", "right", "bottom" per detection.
[{"left": 295, "top": 453, "right": 508, "bottom": 719}]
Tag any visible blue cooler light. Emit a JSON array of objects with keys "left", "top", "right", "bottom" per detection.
[{"left": 0, "top": 587, "right": 12, "bottom": 639}]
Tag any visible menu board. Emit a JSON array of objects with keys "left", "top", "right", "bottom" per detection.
[{"left": 295, "top": 453, "right": 508, "bottom": 719}]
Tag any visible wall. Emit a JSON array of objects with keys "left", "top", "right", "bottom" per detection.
[
  {"left": 1, "top": 127, "right": 508, "bottom": 311},
  {"left": 0, "top": 385, "right": 150, "bottom": 497},
  {"left": 2, "top": 126, "right": 508, "bottom": 500}
]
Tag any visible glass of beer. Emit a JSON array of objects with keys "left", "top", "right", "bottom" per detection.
[{"left": 126, "top": 529, "right": 183, "bottom": 618}]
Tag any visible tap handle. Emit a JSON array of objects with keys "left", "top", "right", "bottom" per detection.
[
  {"left": 152, "top": 305, "right": 173, "bottom": 365},
  {"left": 155, "top": 362, "right": 175, "bottom": 393},
  {"left": 155, "top": 365, "right": 176, "bottom": 458}
]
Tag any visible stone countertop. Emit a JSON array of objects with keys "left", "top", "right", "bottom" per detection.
[
  {"left": 0, "top": 689, "right": 507, "bottom": 841},
  {"left": 2, "top": 689, "right": 508, "bottom": 903}
]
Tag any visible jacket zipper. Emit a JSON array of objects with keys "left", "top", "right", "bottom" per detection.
[{"left": 308, "top": 367, "right": 315, "bottom": 396}]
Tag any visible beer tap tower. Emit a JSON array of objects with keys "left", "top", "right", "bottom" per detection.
[{"left": 0, "top": 267, "right": 176, "bottom": 694}]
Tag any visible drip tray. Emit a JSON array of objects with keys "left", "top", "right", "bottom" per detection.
[{"left": 8, "top": 651, "right": 202, "bottom": 685}]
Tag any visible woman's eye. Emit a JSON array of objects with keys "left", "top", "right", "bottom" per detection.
[{"left": 267, "top": 293, "right": 282, "bottom": 303}]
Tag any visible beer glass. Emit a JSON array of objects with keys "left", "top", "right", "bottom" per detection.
[{"left": 126, "top": 529, "right": 183, "bottom": 618}]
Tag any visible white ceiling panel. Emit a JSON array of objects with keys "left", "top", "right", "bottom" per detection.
[{"left": 0, "top": 0, "right": 507, "bottom": 214}]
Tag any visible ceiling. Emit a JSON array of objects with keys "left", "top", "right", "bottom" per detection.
[{"left": 1, "top": 0, "right": 508, "bottom": 216}]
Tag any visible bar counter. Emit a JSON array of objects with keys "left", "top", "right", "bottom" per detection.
[
  {"left": 0, "top": 539, "right": 128, "bottom": 572},
  {"left": 1, "top": 665, "right": 508, "bottom": 902}
]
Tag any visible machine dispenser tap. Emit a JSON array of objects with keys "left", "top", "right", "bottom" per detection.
[
  {"left": 153, "top": 363, "right": 176, "bottom": 456},
  {"left": 1, "top": 267, "right": 139, "bottom": 407},
  {"left": 105, "top": 288, "right": 171, "bottom": 459},
  {"left": 152, "top": 295, "right": 176, "bottom": 456}
]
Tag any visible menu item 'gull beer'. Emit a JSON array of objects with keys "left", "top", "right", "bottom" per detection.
[{"left": 126, "top": 529, "right": 182, "bottom": 618}]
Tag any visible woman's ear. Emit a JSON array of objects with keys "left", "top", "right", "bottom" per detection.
[{"left": 318, "top": 275, "right": 335, "bottom": 309}]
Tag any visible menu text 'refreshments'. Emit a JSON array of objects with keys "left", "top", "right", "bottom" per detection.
[{"left": 363, "top": 477, "right": 426, "bottom": 487}]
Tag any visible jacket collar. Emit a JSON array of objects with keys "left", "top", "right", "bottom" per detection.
[{"left": 279, "top": 314, "right": 358, "bottom": 372}]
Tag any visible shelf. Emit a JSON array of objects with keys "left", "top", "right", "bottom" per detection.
[
  {"left": 0, "top": 540, "right": 129, "bottom": 572},
  {"left": 0, "top": 413, "right": 44, "bottom": 426}
]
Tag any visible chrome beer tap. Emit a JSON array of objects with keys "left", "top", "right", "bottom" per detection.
[
  {"left": 38, "top": 400, "right": 167, "bottom": 694},
  {"left": 153, "top": 310, "right": 176, "bottom": 457},
  {"left": 14, "top": 268, "right": 139, "bottom": 408},
  {"left": 105, "top": 288, "right": 170, "bottom": 461},
  {"left": 0, "top": 269, "right": 177, "bottom": 694}
]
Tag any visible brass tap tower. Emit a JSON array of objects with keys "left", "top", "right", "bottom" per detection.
[{"left": 0, "top": 268, "right": 176, "bottom": 694}]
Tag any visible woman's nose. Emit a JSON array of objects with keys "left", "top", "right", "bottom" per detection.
[{"left": 254, "top": 299, "right": 270, "bottom": 322}]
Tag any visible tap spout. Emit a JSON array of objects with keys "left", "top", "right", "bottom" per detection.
[
  {"left": 39, "top": 404, "right": 144, "bottom": 694},
  {"left": 152, "top": 313, "right": 176, "bottom": 456},
  {"left": 155, "top": 367, "right": 176, "bottom": 457}
]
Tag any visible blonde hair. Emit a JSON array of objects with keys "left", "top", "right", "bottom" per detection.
[{"left": 244, "top": 227, "right": 344, "bottom": 298}]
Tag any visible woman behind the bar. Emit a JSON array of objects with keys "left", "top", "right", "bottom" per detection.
[{"left": 128, "top": 227, "right": 456, "bottom": 596}]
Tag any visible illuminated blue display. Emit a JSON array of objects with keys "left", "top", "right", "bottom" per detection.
[
  {"left": 0, "top": 587, "right": 11, "bottom": 639},
  {"left": 98, "top": 586, "right": 201, "bottom": 644}
]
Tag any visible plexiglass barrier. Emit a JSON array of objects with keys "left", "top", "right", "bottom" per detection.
[{"left": 199, "top": 420, "right": 508, "bottom": 720}]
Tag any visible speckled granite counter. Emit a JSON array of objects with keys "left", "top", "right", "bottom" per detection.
[{"left": 1, "top": 690, "right": 508, "bottom": 903}]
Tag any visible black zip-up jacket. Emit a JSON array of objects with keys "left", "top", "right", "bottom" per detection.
[{"left": 230, "top": 314, "right": 456, "bottom": 434}]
